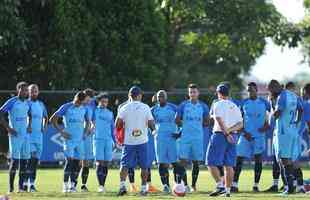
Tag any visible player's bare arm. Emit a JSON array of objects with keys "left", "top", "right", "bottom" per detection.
[
  {"left": 0, "top": 111, "right": 17, "bottom": 136},
  {"left": 49, "top": 114, "right": 71, "bottom": 139}
]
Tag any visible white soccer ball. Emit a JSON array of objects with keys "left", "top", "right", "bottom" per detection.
[{"left": 173, "top": 183, "right": 186, "bottom": 197}]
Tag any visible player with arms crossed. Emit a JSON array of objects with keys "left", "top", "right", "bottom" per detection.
[
  {"left": 27, "top": 84, "right": 48, "bottom": 192},
  {"left": 232, "top": 82, "right": 270, "bottom": 192},
  {"left": 50, "top": 91, "right": 90, "bottom": 193},
  {"left": 175, "top": 84, "right": 209, "bottom": 192},
  {"left": 268, "top": 80, "right": 303, "bottom": 195},
  {"left": 206, "top": 84, "right": 243, "bottom": 197},
  {"left": 115, "top": 86, "right": 155, "bottom": 196},
  {"left": 0, "top": 82, "right": 31, "bottom": 193},
  {"left": 151, "top": 90, "right": 179, "bottom": 194}
]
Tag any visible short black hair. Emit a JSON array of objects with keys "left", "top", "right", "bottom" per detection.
[
  {"left": 304, "top": 83, "right": 310, "bottom": 95},
  {"left": 285, "top": 81, "right": 295, "bottom": 89},
  {"left": 188, "top": 83, "right": 198, "bottom": 89},
  {"left": 96, "top": 92, "right": 109, "bottom": 101},
  {"left": 75, "top": 91, "right": 87, "bottom": 101},
  {"left": 248, "top": 82, "right": 257, "bottom": 88},
  {"left": 268, "top": 79, "right": 281, "bottom": 88},
  {"left": 83, "top": 88, "right": 96, "bottom": 98},
  {"left": 16, "top": 81, "right": 28, "bottom": 91},
  {"left": 220, "top": 81, "right": 231, "bottom": 90}
]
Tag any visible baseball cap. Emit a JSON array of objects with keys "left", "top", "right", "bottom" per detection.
[
  {"left": 129, "top": 86, "right": 142, "bottom": 97},
  {"left": 216, "top": 84, "right": 229, "bottom": 96}
]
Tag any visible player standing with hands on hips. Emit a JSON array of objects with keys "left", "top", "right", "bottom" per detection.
[
  {"left": 115, "top": 86, "right": 156, "bottom": 196},
  {"left": 206, "top": 84, "right": 243, "bottom": 197}
]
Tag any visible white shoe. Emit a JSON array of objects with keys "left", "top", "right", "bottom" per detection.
[
  {"left": 185, "top": 185, "right": 191, "bottom": 193},
  {"left": 98, "top": 186, "right": 105, "bottom": 193},
  {"left": 63, "top": 183, "right": 70, "bottom": 193}
]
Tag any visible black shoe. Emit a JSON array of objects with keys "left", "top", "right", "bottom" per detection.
[
  {"left": 30, "top": 185, "right": 38, "bottom": 193},
  {"left": 264, "top": 185, "right": 278, "bottom": 193},
  {"left": 140, "top": 190, "right": 148, "bottom": 196},
  {"left": 23, "top": 185, "right": 28, "bottom": 192},
  {"left": 279, "top": 185, "right": 284, "bottom": 191},
  {"left": 8, "top": 187, "right": 14, "bottom": 194},
  {"left": 209, "top": 187, "right": 226, "bottom": 196},
  {"left": 81, "top": 185, "right": 89, "bottom": 192},
  {"left": 223, "top": 193, "right": 231, "bottom": 197},
  {"left": 231, "top": 186, "right": 239, "bottom": 193},
  {"left": 117, "top": 188, "right": 127, "bottom": 196},
  {"left": 296, "top": 188, "right": 306, "bottom": 193},
  {"left": 253, "top": 186, "right": 259, "bottom": 192}
]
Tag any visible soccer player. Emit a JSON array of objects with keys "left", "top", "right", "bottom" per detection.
[
  {"left": 50, "top": 91, "right": 90, "bottom": 193},
  {"left": 175, "top": 84, "right": 210, "bottom": 193},
  {"left": 231, "top": 82, "right": 270, "bottom": 192},
  {"left": 151, "top": 90, "right": 178, "bottom": 193},
  {"left": 267, "top": 80, "right": 303, "bottom": 195},
  {"left": 92, "top": 92, "right": 115, "bottom": 192},
  {"left": 0, "top": 82, "right": 31, "bottom": 193},
  {"left": 27, "top": 84, "right": 48, "bottom": 192},
  {"left": 79, "top": 88, "right": 96, "bottom": 192},
  {"left": 115, "top": 86, "right": 155, "bottom": 196},
  {"left": 206, "top": 84, "right": 243, "bottom": 197}
]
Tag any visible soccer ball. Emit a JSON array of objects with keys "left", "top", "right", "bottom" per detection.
[
  {"left": 0, "top": 195, "right": 10, "bottom": 200},
  {"left": 173, "top": 183, "right": 186, "bottom": 197}
]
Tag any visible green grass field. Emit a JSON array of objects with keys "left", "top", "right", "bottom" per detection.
[{"left": 0, "top": 168, "right": 309, "bottom": 199}]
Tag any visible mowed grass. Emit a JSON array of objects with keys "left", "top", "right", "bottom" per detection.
[{"left": 0, "top": 167, "right": 310, "bottom": 200}]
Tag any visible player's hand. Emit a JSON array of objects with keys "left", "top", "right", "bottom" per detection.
[
  {"left": 258, "top": 124, "right": 269, "bottom": 133},
  {"left": 115, "top": 143, "right": 123, "bottom": 150},
  {"left": 7, "top": 127, "right": 17, "bottom": 136},
  {"left": 226, "top": 134, "right": 236, "bottom": 144},
  {"left": 243, "top": 133, "right": 252, "bottom": 141},
  {"left": 27, "top": 126, "right": 32, "bottom": 134},
  {"left": 60, "top": 131, "right": 71, "bottom": 139}
]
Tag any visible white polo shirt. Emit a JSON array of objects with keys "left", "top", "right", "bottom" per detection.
[
  {"left": 117, "top": 101, "right": 154, "bottom": 145},
  {"left": 212, "top": 99, "right": 243, "bottom": 132}
]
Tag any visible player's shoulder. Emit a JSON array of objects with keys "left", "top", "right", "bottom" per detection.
[
  {"left": 179, "top": 100, "right": 190, "bottom": 107},
  {"left": 5, "top": 96, "right": 19, "bottom": 104},
  {"left": 61, "top": 101, "right": 74, "bottom": 109},
  {"left": 167, "top": 102, "right": 178, "bottom": 110}
]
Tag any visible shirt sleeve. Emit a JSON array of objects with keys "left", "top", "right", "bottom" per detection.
[
  {"left": 0, "top": 97, "right": 17, "bottom": 113},
  {"left": 202, "top": 103, "right": 209, "bottom": 118},
  {"left": 117, "top": 106, "right": 126, "bottom": 120},
  {"left": 110, "top": 113, "right": 116, "bottom": 143},
  {"left": 276, "top": 92, "right": 286, "bottom": 111},
  {"left": 41, "top": 102, "right": 48, "bottom": 118},
  {"left": 84, "top": 107, "right": 89, "bottom": 121},
  {"left": 177, "top": 102, "right": 186, "bottom": 119},
  {"left": 146, "top": 106, "right": 154, "bottom": 121},
  {"left": 92, "top": 109, "right": 96, "bottom": 122},
  {"left": 54, "top": 103, "right": 71, "bottom": 117},
  {"left": 213, "top": 102, "right": 224, "bottom": 118},
  {"left": 304, "top": 102, "right": 310, "bottom": 122}
]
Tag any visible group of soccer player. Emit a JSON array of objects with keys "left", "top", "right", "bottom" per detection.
[{"left": 0, "top": 79, "right": 309, "bottom": 197}]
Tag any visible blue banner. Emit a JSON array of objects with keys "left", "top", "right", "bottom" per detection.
[{"left": 40, "top": 125, "right": 310, "bottom": 162}]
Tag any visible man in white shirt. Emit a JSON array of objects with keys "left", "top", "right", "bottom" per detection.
[
  {"left": 115, "top": 86, "right": 155, "bottom": 196},
  {"left": 206, "top": 84, "right": 243, "bottom": 197}
]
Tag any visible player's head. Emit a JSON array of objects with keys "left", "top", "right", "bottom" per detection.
[
  {"left": 156, "top": 90, "right": 167, "bottom": 105},
  {"left": 247, "top": 82, "right": 258, "bottom": 99},
  {"left": 285, "top": 81, "right": 297, "bottom": 94},
  {"left": 268, "top": 79, "right": 282, "bottom": 95},
  {"left": 188, "top": 83, "right": 199, "bottom": 101},
  {"left": 16, "top": 81, "right": 29, "bottom": 99},
  {"left": 73, "top": 91, "right": 87, "bottom": 106},
  {"left": 216, "top": 83, "right": 229, "bottom": 99},
  {"left": 83, "top": 88, "right": 96, "bottom": 104},
  {"left": 302, "top": 83, "right": 310, "bottom": 99},
  {"left": 28, "top": 84, "right": 39, "bottom": 100},
  {"left": 96, "top": 92, "right": 109, "bottom": 107},
  {"left": 129, "top": 86, "right": 142, "bottom": 101}
]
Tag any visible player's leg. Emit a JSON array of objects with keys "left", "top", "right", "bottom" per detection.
[
  {"left": 138, "top": 143, "right": 150, "bottom": 195},
  {"left": 63, "top": 141, "right": 75, "bottom": 193},
  {"left": 178, "top": 139, "right": 191, "bottom": 190},
  {"left": 191, "top": 139, "right": 203, "bottom": 192},
  {"left": 223, "top": 142, "right": 237, "bottom": 197},
  {"left": 265, "top": 155, "right": 280, "bottom": 192},
  {"left": 20, "top": 137, "right": 31, "bottom": 192},
  {"left": 281, "top": 158, "right": 295, "bottom": 194},
  {"left": 206, "top": 133, "right": 226, "bottom": 196},
  {"left": 70, "top": 143, "right": 84, "bottom": 192},
  {"left": 232, "top": 156, "right": 243, "bottom": 192},
  {"left": 81, "top": 136, "right": 93, "bottom": 192},
  {"left": 8, "top": 136, "right": 21, "bottom": 193},
  {"left": 29, "top": 142, "right": 42, "bottom": 192},
  {"left": 118, "top": 144, "right": 134, "bottom": 196},
  {"left": 253, "top": 154, "right": 263, "bottom": 192}
]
